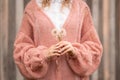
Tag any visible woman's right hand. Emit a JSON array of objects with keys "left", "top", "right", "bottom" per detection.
[{"left": 46, "top": 45, "right": 61, "bottom": 59}]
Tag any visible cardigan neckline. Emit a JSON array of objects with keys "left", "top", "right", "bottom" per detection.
[{"left": 32, "top": 0, "right": 76, "bottom": 30}]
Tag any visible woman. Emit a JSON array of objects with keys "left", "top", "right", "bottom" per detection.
[{"left": 13, "top": 0, "right": 103, "bottom": 80}]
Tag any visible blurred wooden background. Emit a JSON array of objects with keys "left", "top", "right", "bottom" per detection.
[{"left": 0, "top": 0, "right": 120, "bottom": 80}]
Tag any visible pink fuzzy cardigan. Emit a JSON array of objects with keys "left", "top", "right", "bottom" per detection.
[{"left": 13, "top": 0, "right": 103, "bottom": 80}]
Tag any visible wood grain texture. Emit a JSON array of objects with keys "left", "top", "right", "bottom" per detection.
[
  {"left": 0, "top": 0, "right": 9, "bottom": 80},
  {"left": 0, "top": 0, "right": 17, "bottom": 80},
  {"left": 5, "top": 0, "right": 17, "bottom": 80},
  {"left": 15, "top": 0, "right": 24, "bottom": 80},
  {"left": 103, "top": 0, "right": 110, "bottom": 80},
  {"left": 116, "top": 0, "right": 120, "bottom": 79},
  {"left": 98, "top": 1, "right": 104, "bottom": 80},
  {"left": 0, "top": 0, "right": 2, "bottom": 79},
  {"left": 109, "top": 0, "right": 116, "bottom": 80},
  {"left": 91, "top": 0, "right": 100, "bottom": 79}
]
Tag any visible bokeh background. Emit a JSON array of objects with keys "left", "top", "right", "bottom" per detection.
[{"left": 0, "top": 0, "right": 120, "bottom": 80}]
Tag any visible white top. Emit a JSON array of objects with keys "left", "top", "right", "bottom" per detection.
[{"left": 36, "top": 0, "right": 72, "bottom": 31}]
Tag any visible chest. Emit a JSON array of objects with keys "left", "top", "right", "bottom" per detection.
[
  {"left": 33, "top": 0, "right": 82, "bottom": 46},
  {"left": 36, "top": 0, "right": 70, "bottom": 30}
]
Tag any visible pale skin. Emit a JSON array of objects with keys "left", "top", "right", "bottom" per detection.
[{"left": 46, "top": 41, "right": 76, "bottom": 59}]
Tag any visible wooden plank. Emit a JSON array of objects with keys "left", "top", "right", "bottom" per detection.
[
  {"left": 0, "top": 0, "right": 9, "bottom": 80},
  {"left": 109, "top": 0, "right": 116, "bottom": 80},
  {"left": 15, "top": 0, "right": 24, "bottom": 80},
  {"left": 92, "top": 0, "right": 99, "bottom": 31},
  {"left": 98, "top": 0, "right": 104, "bottom": 80},
  {"left": 16, "top": 0, "right": 24, "bottom": 31},
  {"left": 116, "top": 0, "right": 120, "bottom": 79},
  {"left": 102, "top": 0, "right": 110, "bottom": 80},
  {"left": 91, "top": 0, "right": 99, "bottom": 79},
  {"left": 0, "top": 0, "right": 2, "bottom": 79},
  {"left": 3, "top": 0, "right": 17, "bottom": 80}
]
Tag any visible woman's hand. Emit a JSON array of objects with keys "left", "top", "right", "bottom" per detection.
[
  {"left": 46, "top": 45, "right": 61, "bottom": 59},
  {"left": 56, "top": 41, "right": 76, "bottom": 56}
]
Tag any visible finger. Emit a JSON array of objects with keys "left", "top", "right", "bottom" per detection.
[
  {"left": 56, "top": 41, "right": 63, "bottom": 46},
  {"left": 53, "top": 45, "right": 60, "bottom": 49},
  {"left": 56, "top": 43, "right": 68, "bottom": 49},
  {"left": 52, "top": 45, "right": 60, "bottom": 51},
  {"left": 49, "top": 53, "right": 60, "bottom": 57},
  {"left": 57, "top": 50, "right": 61, "bottom": 54},
  {"left": 61, "top": 48, "right": 72, "bottom": 55},
  {"left": 56, "top": 41, "right": 66, "bottom": 46},
  {"left": 53, "top": 50, "right": 60, "bottom": 53},
  {"left": 60, "top": 45, "right": 70, "bottom": 53},
  {"left": 50, "top": 50, "right": 60, "bottom": 54}
]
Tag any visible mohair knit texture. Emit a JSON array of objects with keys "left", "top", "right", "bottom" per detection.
[{"left": 13, "top": 0, "right": 103, "bottom": 80}]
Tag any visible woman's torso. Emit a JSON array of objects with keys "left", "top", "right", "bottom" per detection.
[{"left": 25, "top": 0, "right": 89, "bottom": 80}]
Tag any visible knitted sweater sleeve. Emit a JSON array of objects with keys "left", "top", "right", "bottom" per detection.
[
  {"left": 13, "top": 11, "right": 49, "bottom": 79},
  {"left": 66, "top": 3, "right": 103, "bottom": 76}
]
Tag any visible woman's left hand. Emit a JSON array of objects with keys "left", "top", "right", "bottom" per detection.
[{"left": 56, "top": 41, "right": 76, "bottom": 56}]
